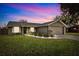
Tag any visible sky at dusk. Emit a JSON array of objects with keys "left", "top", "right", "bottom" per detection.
[{"left": 0, "top": 3, "right": 62, "bottom": 26}]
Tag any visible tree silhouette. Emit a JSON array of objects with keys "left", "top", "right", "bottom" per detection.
[
  {"left": 60, "top": 3, "right": 79, "bottom": 26},
  {"left": 19, "top": 19, "right": 28, "bottom": 22}
]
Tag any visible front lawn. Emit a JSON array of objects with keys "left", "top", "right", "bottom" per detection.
[{"left": 0, "top": 35, "right": 79, "bottom": 56}]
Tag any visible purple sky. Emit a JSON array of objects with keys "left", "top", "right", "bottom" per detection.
[{"left": 0, "top": 3, "right": 62, "bottom": 26}]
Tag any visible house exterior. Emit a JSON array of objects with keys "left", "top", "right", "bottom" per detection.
[{"left": 7, "top": 19, "right": 67, "bottom": 36}]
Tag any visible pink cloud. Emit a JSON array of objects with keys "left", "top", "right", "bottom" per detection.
[
  {"left": 28, "top": 16, "right": 55, "bottom": 23},
  {"left": 25, "top": 6, "right": 54, "bottom": 14},
  {"left": 8, "top": 15, "right": 55, "bottom": 23},
  {"left": 10, "top": 15, "right": 31, "bottom": 21},
  {"left": 30, "top": 18, "right": 52, "bottom": 23},
  {"left": 6, "top": 4, "right": 61, "bottom": 23}
]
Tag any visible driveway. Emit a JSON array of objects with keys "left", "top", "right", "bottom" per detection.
[
  {"left": 26, "top": 34, "right": 79, "bottom": 41},
  {"left": 53, "top": 35, "right": 79, "bottom": 41}
]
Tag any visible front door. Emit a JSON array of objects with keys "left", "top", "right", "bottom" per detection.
[{"left": 23, "top": 27, "right": 27, "bottom": 34}]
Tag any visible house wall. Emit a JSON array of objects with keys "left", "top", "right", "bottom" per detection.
[
  {"left": 8, "top": 27, "right": 12, "bottom": 34},
  {"left": 35, "top": 21, "right": 66, "bottom": 35},
  {"left": 48, "top": 26, "right": 64, "bottom": 35},
  {"left": 48, "top": 21, "right": 65, "bottom": 35},
  {"left": 7, "top": 21, "right": 66, "bottom": 35},
  {"left": 8, "top": 27, "right": 36, "bottom": 35},
  {"left": 8, "top": 26, "right": 21, "bottom": 34},
  {"left": 36, "top": 26, "right": 48, "bottom": 34}
]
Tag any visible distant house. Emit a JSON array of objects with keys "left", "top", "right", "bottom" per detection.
[{"left": 7, "top": 19, "right": 68, "bottom": 36}]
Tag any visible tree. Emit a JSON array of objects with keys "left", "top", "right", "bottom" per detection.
[
  {"left": 61, "top": 3, "right": 79, "bottom": 15},
  {"left": 60, "top": 3, "right": 79, "bottom": 26},
  {"left": 60, "top": 11, "right": 73, "bottom": 26}
]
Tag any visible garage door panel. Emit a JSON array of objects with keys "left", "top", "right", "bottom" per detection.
[{"left": 49, "top": 27, "right": 63, "bottom": 35}]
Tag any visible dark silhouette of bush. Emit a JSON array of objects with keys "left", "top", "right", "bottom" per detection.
[{"left": 0, "top": 27, "right": 8, "bottom": 35}]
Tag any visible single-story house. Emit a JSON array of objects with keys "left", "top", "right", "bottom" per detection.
[{"left": 7, "top": 19, "right": 68, "bottom": 36}]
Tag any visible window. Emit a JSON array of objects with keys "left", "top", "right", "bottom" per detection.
[
  {"left": 12, "top": 27, "right": 20, "bottom": 33},
  {"left": 30, "top": 27, "right": 35, "bottom": 32}
]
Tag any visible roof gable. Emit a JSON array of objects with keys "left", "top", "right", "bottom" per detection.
[{"left": 41, "top": 19, "right": 68, "bottom": 27}]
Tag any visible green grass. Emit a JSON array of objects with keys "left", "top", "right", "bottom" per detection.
[{"left": 0, "top": 35, "right": 79, "bottom": 56}]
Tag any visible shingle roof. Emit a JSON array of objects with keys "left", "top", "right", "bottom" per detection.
[
  {"left": 41, "top": 19, "right": 68, "bottom": 27},
  {"left": 7, "top": 21, "right": 42, "bottom": 27},
  {"left": 7, "top": 19, "right": 68, "bottom": 27}
]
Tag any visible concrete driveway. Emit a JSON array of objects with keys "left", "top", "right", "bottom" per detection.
[
  {"left": 26, "top": 34, "right": 79, "bottom": 41},
  {"left": 54, "top": 35, "right": 79, "bottom": 41}
]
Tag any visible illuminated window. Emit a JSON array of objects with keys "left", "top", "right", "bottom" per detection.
[
  {"left": 30, "top": 27, "right": 35, "bottom": 32},
  {"left": 12, "top": 27, "right": 20, "bottom": 33}
]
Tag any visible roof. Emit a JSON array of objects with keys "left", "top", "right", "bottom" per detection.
[
  {"left": 40, "top": 19, "right": 68, "bottom": 27},
  {"left": 7, "top": 19, "right": 68, "bottom": 27},
  {"left": 7, "top": 21, "right": 42, "bottom": 27}
]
